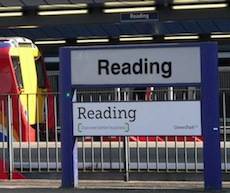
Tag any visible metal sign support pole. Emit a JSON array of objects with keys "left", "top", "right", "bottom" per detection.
[
  {"left": 60, "top": 49, "right": 75, "bottom": 187},
  {"left": 201, "top": 44, "right": 222, "bottom": 191}
]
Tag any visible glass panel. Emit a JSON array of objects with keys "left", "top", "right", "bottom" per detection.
[
  {"left": 35, "top": 57, "right": 46, "bottom": 89},
  {"left": 11, "top": 56, "right": 23, "bottom": 89}
]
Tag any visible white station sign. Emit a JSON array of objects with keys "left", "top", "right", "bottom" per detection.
[
  {"left": 71, "top": 46, "right": 201, "bottom": 85},
  {"left": 73, "top": 101, "right": 202, "bottom": 136}
]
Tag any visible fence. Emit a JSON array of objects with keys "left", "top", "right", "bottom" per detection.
[{"left": 0, "top": 88, "right": 230, "bottom": 178}]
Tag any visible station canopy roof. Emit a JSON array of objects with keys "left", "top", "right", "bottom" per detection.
[{"left": 0, "top": 0, "right": 229, "bottom": 50}]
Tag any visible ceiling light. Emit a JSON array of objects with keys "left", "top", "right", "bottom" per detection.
[
  {"left": 104, "top": 1, "right": 155, "bottom": 7},
  {"left": 119, "top": 36, "right": 153, "bottom": 41},
  {"left": 0, "top": 6, "right": 22, "bottom": 11},
  {"left": 173, "top": 0, "right": 226, "bottom": 4},
  {"left": 172, "top": 3, "right": 227, "bottom": 9},
  {"left": 164, "top": 35, "right": 199, "bottom": 40},
  {"left": 38, "top": 9, "right": 88, "bottom": 16},
  {"left": 104, "top": 7, "right": 156, "bottom": 13},
  {"left": 0, "top": 12, "right": 23, "bottom": 17},
  {"left": 39, "top": 4, "right": 87, "bottom": 10},
  {"left": 76, "top": 38, "right": 110, "bottom": 43},
  {"left": 210, "top": 34, "right": 230, "bottom": 39},
  {"left": 35, "top": 40, "right": 66, "bottom": 45},
  {"left": 8, "top": 25, "right": 39, "bottom": 29}
]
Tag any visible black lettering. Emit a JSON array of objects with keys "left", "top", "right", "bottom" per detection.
[
  {"left": 161, "top": 62, "right": 172, "bottom": 78},
  {"left": 122, "top": 63, "right": 131, "bottom": 74},
  {"left": 87, "top": 110, "right": 95, "bottom": 119},
  {"left": 78, "top": 107, "right": 86, "bottom": 119},
  {"left": 98, "top": 58, "right": 172, "bottom": 78},
  {"left": 111, "top": 63, "right": 120, "bottom": 75},
  {"left": 144, "top": 58, "right": 148, "bottom": 74},
  {"left": 128, "top": 109, "right": 136, "bottom": 122},
  {"left": 95, "top": 110, "right": 103, "bottom": 119},
  {"left": 104, "top": 107, "right": 112, "bottom": 119},
  {"left": 98, "top": 59, "right": 109, "bottom": 75},
  {"left": 150, "top": 62, "right": 160, "bottom": 74},
  {"left": 133, "top": 59, "right": 143, "bottom": 74},
  {"left": 118, "top": 109, "right": 127, "bottom": 119},
  {"left": 112, "top": 107, "right": 117, "bottom": 119}
]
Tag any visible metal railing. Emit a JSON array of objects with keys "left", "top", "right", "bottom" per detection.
[{"left": 0, "top": 88, "right": 230, "bottom": 178}]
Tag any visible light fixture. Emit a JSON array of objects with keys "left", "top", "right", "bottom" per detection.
[
  {"left": 104, "top": 7, "right": 156, "bottom": 13},
  {"left": 39, "top": 4, "right": 87, "bottom": 10},
  {"left": 172, "top": 3, "right": 227, "bottom": 9},
  {"left": 8, "top": 25, "right": 39, "bottom": 29},
  {"left": 35, "top": 40, "right": 66, "bottom": 45},
  {"left": 210, "top": 34, "right": 230, "bottom": 39},
  {"left": 0, "top": 12, "right": 23, "bottom": 17},
  {"left": 38, "top": 4, "right": 88, "bottom": 16},
  {"left": 76, "top": 38, "right": 110, "bottom": 43},
  {"left": 119, "top": 35, "right": 153, "bottom": 41},
  {"left": 38, "top": 9, "right": 88, "bottom": 16},
  {"left": 0, "top": 6, "right": 22, "bottom": 11},
  {"left": 104, "top": 1, "right": 155, "bottom": 7},
  {"left": 173, "top": 0, "right": 226, "bottom": 4},
  {"left": 164, "top": 35, "right": 199, "bottom": 40},
  {"left": 0, "top": 6, "right": 23, "bottom": 17}
]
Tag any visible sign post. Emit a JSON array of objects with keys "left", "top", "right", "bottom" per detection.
[
  {"left": 60, "top": 43, "right": 221, "bottom": 190},
  {"left": 201, "top": 44, "right": 221, "bottom": 189}
]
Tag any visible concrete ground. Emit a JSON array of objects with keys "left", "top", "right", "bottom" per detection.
[{"left": 0, "top": 179, "right": 229, "bottom": 193}]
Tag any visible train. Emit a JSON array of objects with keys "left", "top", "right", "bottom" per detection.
[
  {"left": 0, "top": 37, "right": 200, "bottom": 143},
  {"left": 0, "top": 37, "right": 54, "bottom": 142}
]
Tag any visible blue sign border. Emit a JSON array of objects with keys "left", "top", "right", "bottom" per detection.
[{"left": 59, "top": 42, "right": 221, "bottom": 190}]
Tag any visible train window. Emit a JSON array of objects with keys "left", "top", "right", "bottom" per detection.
[
  {"left": 11, "top": 56, "right": 23, "bottom": 89},
  {"left": 35, "top": 57, "right": 46, "bottom": 88}
]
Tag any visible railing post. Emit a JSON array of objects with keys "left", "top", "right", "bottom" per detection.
[
  {"left": 124, "top": 136, "right": 129, "bottom": 181},
  {"left": 7, "top": 95, "right": 13, "bottom": 180},
  {"left": 123, "top": 89, "right": 130, "bottom": 181}
]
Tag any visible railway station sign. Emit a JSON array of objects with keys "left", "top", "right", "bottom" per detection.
[
  {"left": 120, "top": 12, "right": 158, "bottom": 22},
  {"left": 70, "top": 46, "right": 201, "bottom": 86},
  {"left": 73, "top": 101, "right": 201, "bottom": 136},
  {"left": 60, "top": 43, "right": 222, "bottom": 191}
]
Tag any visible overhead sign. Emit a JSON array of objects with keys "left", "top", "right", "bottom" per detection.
[
  {"left": 71, "top": 46, "right": 201, "bottom": 85},
  {"left": 120, "top": 12, "right": 158, "bottom": 22},
  {"left": 72, "top": 101, "right": 201, "bottom": 136}
]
